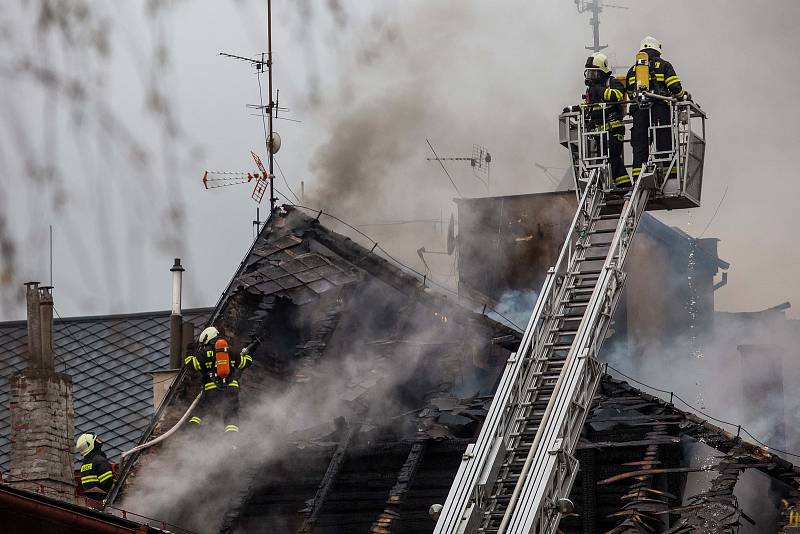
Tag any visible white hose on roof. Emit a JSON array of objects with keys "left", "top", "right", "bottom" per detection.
[{"left": 120, "top": 391, "right": 203, "bottom": 460}]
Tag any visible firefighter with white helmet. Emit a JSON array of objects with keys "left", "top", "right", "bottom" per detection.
[
  {"left": 582, "top": 52, "right": 629, "bottom": 188},
  {"left": 75, "top": 432, "right": 114, "bottom": 500},
  {"left": 184, "top": 326, "right": 255, "bottom": 435},
  {"left": 625, "top": 36, "right": 688, "bottom": 184}
]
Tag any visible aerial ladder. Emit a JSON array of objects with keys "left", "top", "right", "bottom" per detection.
[{"left": 434, "top": 79, "right": 706, "bottom": 533}]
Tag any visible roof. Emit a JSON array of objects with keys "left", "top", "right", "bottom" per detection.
[
  {"left": 201, "top": 374, "right": 800, "bottom": 533},
  {"left": 0, "top": 308, "right": 212, "bottom": 471},
  {"left": 0, "top": 482, "right": 181, "bottom": 533},
  {"left": 111, "top": 207, "right": 520, "bottom": 528},
  {"left": 111, "top": 207, "right": 800, "bottom": 532}
]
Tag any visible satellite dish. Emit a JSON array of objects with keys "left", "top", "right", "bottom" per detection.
[
  {"left": 446, "top": 214, "right": 456, "bottom": 255},
  {"left": 269, "top": 132, "right": 282, "bottom": 154}
]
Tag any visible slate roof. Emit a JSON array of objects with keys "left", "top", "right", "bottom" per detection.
[
  {"left": 0, "top": 308, "right": 212, "bottom": 471},
  {"left": 108, "top": 207, "right": 800, "bottom": 532}
]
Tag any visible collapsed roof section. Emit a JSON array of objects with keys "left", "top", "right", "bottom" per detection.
[
  {"left": 215, "top": 375, "right": 800, "bottom": 533},
  {"left": 112, "top": 206, "right": 800, "bottom": 533},
  {"left": 112, "top": 206, "right": 521, "bottom": 509}
]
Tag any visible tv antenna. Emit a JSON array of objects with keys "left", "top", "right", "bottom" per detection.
[
  {"left": 214, "top": 0, "right": 288, "bottom": 215},
  {"left": 426, "top": 143, "right": 492, "bottom": 192},
  {"left": 534, "top": 162, "right": 567, "bottom": 188},
  {"left": 574, "top": 0, "right": 629, "bottom": 53}
]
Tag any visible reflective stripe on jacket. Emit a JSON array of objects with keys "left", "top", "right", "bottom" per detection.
[{"left": 184, "top": 337, "right": 254, "bottom": 390}]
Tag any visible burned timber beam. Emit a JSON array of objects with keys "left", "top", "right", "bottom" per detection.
[
  {"left": 370, "top": 404, "right": 438, "bottom": 534},
  {"left": 605, "top": 423, "right": 672, "bottom": 533},
  {"left": 298, "top": 421, "right": 360, "bottom": 534},
  {"left": 665, "top": 445, "right": 749, "bottom": 533},
  {"left": 370, "top": 440, "right": 428, "bottom": 533}
]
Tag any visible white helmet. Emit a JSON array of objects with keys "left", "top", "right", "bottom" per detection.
[
  {"left": 640, "top": 36, "right": 662, "bottom": 54},
  {"left": 585, "top": 52, "right": 611, "bottom": 74},
  {"left": 198, "top": 326, "right": 220, "bottom": 345},
  {"left": 76, "top": 433, "right": 97, "bottom": 457}
]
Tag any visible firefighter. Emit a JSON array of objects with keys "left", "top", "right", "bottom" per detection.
[
  {"left": 582, "top": 52, "right": 629, "bottom": 188},
  {"left": 75, "top": 433, "right": 114, "bottom": 500},
  {"left": 184, "top": 326, "right": 253, "bottom": 434},
  {"left": 625, "top": 36, "right": 688, "bottom": 184}
]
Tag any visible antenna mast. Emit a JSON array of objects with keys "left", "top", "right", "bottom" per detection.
[
  {"left": 574, "top": 0, "right": 628, "bottom": 53},
  {"left": 267, "top": 0, "right": 276, "bottom": 214}
]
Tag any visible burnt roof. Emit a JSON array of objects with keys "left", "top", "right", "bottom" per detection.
[
  {"left": 111, "top": 207, "right": 794, "bottom": 533},
  {"left": 110, "top": 207, "right": 520, "bottom": 511}
]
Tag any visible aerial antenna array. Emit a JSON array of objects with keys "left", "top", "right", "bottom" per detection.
[
  {"left": 426, "top": 142, "right": 492, "bottom": 192},
  {"left": 574, "top": 0, "right": 628, "bottom": 53},
  {"left": 203, "top": 0, "right": 288, "bottom": 215}
]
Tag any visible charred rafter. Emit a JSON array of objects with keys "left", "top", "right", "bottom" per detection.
[
  {"left": 665, "top": 445, "right": 750, "bottom": 533},
  {"left": 298, "top": 420, "right": 360, "bottom": 534},
  {"left": 370, "top": 405, "right": 438, "bottom": 533},
  {"left": 604, "top": 423, "right": 673, "bottom": 533}
]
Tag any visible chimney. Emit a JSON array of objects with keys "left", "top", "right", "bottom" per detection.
[
  {"left": 169, "top": 258, "right": 185, "bottom": 369},
  {"left": 9, "top": 284, "right": 75, "bottom": 502},
  {"left": 24, "top": 282, "right": 42, "bottom": 368},
  {"left": 39, "top": 286, "right": 54, "bottom": 370}
]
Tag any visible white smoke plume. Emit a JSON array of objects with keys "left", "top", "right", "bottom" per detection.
[{"left": 120, "top": 283, "right": 490, "bottom": 533}]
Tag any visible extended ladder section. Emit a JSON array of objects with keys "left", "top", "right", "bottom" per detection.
[{"left": 435, "top": 97, "right": 705, "bottom": 534}]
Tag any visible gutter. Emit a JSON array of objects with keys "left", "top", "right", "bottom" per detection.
[{"left": 0, "top": 484, "right": 151, "bottom": 534}]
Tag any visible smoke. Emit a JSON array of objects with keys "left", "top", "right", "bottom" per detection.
[
  {"left": 494, "top": 289, "right": 538, "bottom": 331},
  {"left": 120, "top": 279, "right": 489, "bottom": 532}
]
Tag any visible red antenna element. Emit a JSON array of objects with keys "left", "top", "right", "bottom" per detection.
[
  {"left": 201, "top": 167, "right": 259, "bottom": 193},
  {"left": 201, "top": 151, "right": 272, "bottom": 204},
  {"left": 250, "top": 151, "right": 271, "bottom": 204}
]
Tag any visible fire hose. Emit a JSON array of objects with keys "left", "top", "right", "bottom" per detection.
[
  {"left": 119, "top": 337, "right": 261, "bottom": 461},
  {"left": 120, "top": 391, "right": 203, "bottom": 460}
]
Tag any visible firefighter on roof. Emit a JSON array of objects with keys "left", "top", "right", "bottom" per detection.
[
  {"left": 625, "top": 36, "right": 688, "bottom": 184},
  {"left": 76, "top": 433, "right": 115, "bottom": 500},
  {"left": 184, "top": 326, "right": 254, "bottom": 434},
  {"left": 582, "top": 52, "right": 629, "bottom": 188}
]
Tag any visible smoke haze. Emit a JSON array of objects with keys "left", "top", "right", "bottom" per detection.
[{"left": 2, "top": 1, "right": 799, "bottom": 321}]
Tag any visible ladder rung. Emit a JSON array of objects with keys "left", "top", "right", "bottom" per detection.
[
  {"left": 570, "top": 287, "right": 595, "bottom": 294},
  {"left": 582, "top": 254, "right": 609, "bottom": 261},
  {"left": 588, "top": 227, "right": 617, "bottom": 235},
  {"left": 563, "top": 298, "right": 590, "bottom": 305},
  {"left": 594, "top": 213, "right": 621, "bottom": 221},
  {"left": 567, "top": 280, "right": 597, "bottom": 291},
  {"left": 575, "top": 269, "right": 602, "bottom": 275},
  {"left": 554, "top": 328, "right": 578, "bottom": 335}
]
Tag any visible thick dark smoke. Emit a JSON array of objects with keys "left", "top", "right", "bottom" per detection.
[{"left": 3, "top": 1, "right": 799, "bottom": 320}]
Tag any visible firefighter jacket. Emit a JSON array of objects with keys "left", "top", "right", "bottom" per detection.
[
  {"left": 184, "top": 337, "right": 253, "bottom": 391},
  {"left": 584, "top": 74, "right": 625, "bottom": 130},
  {"left": 80, "top": 448, "right": 114, "bottom": 496},
  {"left": 625, "top": 51, "right": 686, "bottom": 105}
]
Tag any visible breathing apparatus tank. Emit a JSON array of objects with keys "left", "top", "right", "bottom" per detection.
[
  {"left": 215, "top": 338, "right": 231, "bottom": 379},
  {"left": 635, "top": 51, "right": 650, "bottom": 92}
]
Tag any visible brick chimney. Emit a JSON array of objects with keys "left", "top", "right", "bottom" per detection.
[{"left": 7, "top": 283, "right": 75, "bottom": 502}]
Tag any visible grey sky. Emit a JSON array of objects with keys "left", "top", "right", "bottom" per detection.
[{"left": 2, "top": 0, "right": 799, "bottom": 320}]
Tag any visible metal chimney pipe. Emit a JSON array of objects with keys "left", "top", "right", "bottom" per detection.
[
  {"left": 24, "top": 282, "right": 42, "bottom": 368},
  {"left": 38, "top": 286, "right": 54, "bottom": 371},
  {"left": 169, "top": 259, "right": 185, "bottom": 369}
]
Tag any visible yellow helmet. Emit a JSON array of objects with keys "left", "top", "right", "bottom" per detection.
[
  {"left": 640, "top": 36, "right": 662, "bottom": 54},
  {"left": 198, "top": 326, "right": 219, "bottom": 345},
  {"left": 75, "top": 433, "right": 96, "bottom": 457}
]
